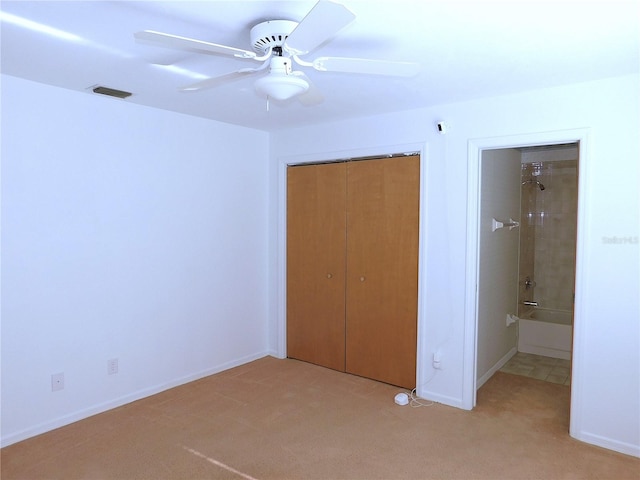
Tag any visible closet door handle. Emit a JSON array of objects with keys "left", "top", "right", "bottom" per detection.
[
  {"left": 327, "top": 273, "right": 333, "bottom": 279},
  {"left": 360, "top": 276, "right": 366, "bottom": 282}
]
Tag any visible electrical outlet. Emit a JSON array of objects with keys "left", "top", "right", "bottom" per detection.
[
  {"left": 107, "top": 358, "right": 118, "bottom": 375},
  {"left": 433, "top": 351, "right": 442, "bottom": 369},
  {"left": 51, "top": 372, "right": 64, "bottom": 391}
]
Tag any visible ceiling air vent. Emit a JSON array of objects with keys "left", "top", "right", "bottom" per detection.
[{"left": 92, "top": 86, "right": 132, "bottom": 99}]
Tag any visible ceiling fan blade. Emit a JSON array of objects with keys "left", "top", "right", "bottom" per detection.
[
  {"left": 293, "top": 73, "right": 324, "bottom": 106},
  {"left": 135, "top": 30, "right": 257, "bottom": 59},
  {"left": 284, "top": 0, "right": 356, "bottom": 55},
  {"left": 312, "top": 57, "right": 420, "bottom": 77},
  {"left": 179, "top": 68, "right": 262, "bottom": 92}
]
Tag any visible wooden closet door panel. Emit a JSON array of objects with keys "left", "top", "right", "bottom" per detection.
[
  {"left": 287, "top": 162, "right": 347, "bottom": 371},
  {"left": 345, "top": 155, "right": 420, "bottom": 388}
]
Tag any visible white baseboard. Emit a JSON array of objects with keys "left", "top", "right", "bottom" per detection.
[
  {"left": 1, "top": 351, "right": 269, "bottom": 448},
  {"left": 476, "top": 347, "right": 518, "bottom": 389},
  {"left": 416, "top": 383, "right": 468, "bottom": 410},
  {"left": 571, "top": 430, "right": 640, "bottom": 458}
]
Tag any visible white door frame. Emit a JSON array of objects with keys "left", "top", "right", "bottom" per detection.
[{"left": 464, "top": 129, "right": 590, "bottom": 436}]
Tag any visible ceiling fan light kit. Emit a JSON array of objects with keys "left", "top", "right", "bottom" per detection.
[
  {"left": 255, "top": 74, "right": 309, "bottom": 101},
  {"left": 254, "top": 57, "right": 310, "bottom": 101},
  {"left": 135, "top": 0, "right": 420, "bottom": 105}
]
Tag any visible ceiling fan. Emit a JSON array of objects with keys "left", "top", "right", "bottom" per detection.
[{"left": 134, "top": 0, "right": 420, "bottom": 104}]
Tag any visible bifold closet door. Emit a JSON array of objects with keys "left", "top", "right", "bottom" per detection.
[
  {"left": 286, "top": 162, "right": 347, "bottom": 371},
  {"left": 345, "top": 155, "right": 420, "bottom": 389}
]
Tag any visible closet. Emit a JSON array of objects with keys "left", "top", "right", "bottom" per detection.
[{"left": 286, "top": 155, "right": 420, "bottom": 389}]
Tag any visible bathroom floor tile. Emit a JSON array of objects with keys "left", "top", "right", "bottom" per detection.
[
  {"left": 546, "top": 374, "right": 568, "bottom": 384},
  {"left": 500, "top": 352, "right": 571, "bottom": 385},
  {"left": 550, "top": 366, "right": 570, "bottom": 377},
  {"left": 530, "top": 366, "right": 553, "bottom": 380}
]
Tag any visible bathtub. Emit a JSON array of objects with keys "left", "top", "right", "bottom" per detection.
[{"left": 518, "top": 308, "right": 573, "bottom": 360}]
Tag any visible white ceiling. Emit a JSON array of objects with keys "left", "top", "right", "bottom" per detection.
[{"left": 1, "top": 1, "right": 638, "bottom": 132}]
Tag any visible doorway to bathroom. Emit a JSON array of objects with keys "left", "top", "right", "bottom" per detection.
[
  {"left": 475, "top": 142, "right": 579, "bottom": 393},
  {"left": 466, "top": 130, "right": 586, "bottom": 438},
  {"left": 463, "top": 129, "right": 590, "bottom": 438}
]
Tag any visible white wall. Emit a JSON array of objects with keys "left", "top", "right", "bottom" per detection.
[
  {"left": 269, "top": 74, "right": 640, "bottom": 456},
  {"left": 476, "top": 148, "right": 521, "bottom": 386},
  {"left": 1, "top": 75, "right": 271, "bottom": 446}
]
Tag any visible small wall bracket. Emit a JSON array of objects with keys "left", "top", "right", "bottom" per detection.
[{"left": 492, "top": 217, "right": 520, "bottom": 232}]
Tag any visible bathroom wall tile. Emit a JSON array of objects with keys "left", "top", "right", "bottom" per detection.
[{"left": 521, "top": 158, "right": 577, "bottom": 312}]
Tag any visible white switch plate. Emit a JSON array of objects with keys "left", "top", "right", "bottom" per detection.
[
  {"left": 108, "top": 358, "right": 118, "bottom": 375},
  {"left": 51, "top": 372, "right": 64, "bottom": 391}
]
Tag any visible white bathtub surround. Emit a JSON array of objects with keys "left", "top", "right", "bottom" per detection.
[{"left": 518, "top": 309, "right": 573, "bottom": 360}]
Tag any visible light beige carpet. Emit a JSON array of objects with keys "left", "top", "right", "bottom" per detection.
[{"left": 2, "top": 356, "right": 638, "bottom": 479}]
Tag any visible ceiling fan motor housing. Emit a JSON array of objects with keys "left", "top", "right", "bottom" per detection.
[{"left": 250, "top": 20, "right": 298, "bottom": 54}]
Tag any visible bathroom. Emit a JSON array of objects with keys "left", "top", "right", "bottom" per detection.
[{"left": 475, "top": 142, "right": 579, "bottom": 388}]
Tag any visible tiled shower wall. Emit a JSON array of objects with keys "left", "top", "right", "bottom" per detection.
[{"left": 518, "top": 148, "right": 578, "bottom": 317}]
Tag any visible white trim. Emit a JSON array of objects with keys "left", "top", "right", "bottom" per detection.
[
  {"left": 570, "top": 431, "right": 640, "bottom": 458},
  {"left": 463, "top": 140, "right": 482, "bottom": 410},
  {"left": 568, "top": 129, "right": 591, "bottom": 445},
  {"left": 276, "top": 142, "right": 428, "bottom": 390},
  {"left": 415, "top": 144, "right": 430, "bottom": 399},
  {"left": 464, "top": 129, "right": 590, "bottom": 433}
]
